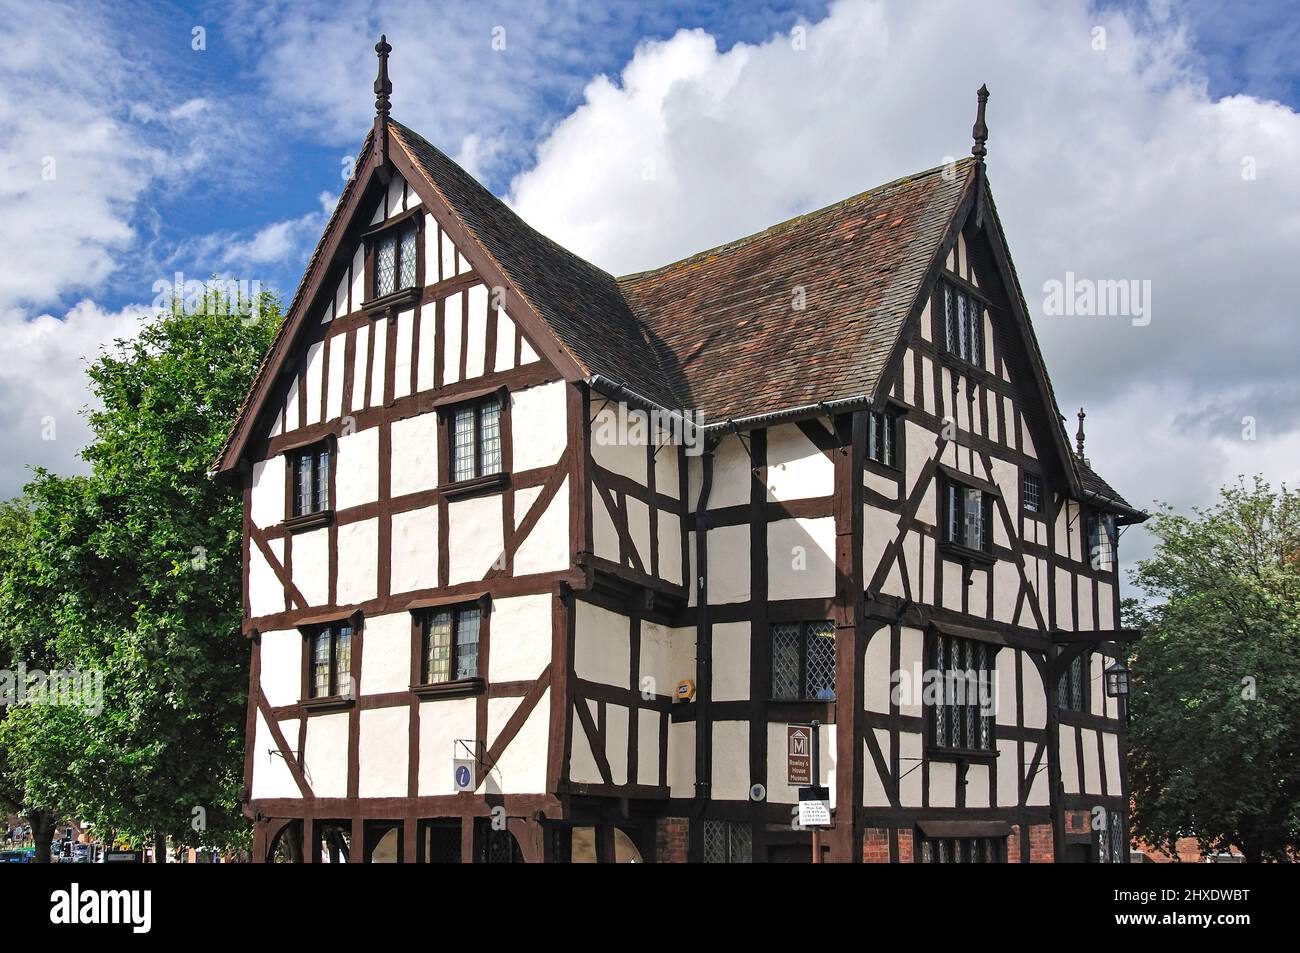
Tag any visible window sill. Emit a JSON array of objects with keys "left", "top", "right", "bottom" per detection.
[
  {"left": 938, "top": 541, "right": 995, "bottom": 566},
  {"left": 363, "top": 286, "right": 420, "bottom": 316},
  {"left": 441, "top": 471, "right": 509, "bottom": 500},
  {"left": 411, "top": 677, "right": 485, "bottom": 699},
  {"left": 863, "top": 457, "right": 900, "bottom": 479},
  {"left": 302, "top": 694, "right": 355, "bottom": 712},
  {"left": 283, "top": 510, "right": 334, "bottom": 533},
  {"left": 925, "top": 745, "right": 998, "bottom": 764}
]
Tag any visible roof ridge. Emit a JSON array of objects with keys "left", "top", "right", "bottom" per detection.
[
  {"left": 389, "top": 120, "right": 621, "bottom": 285},
  {"left": 616, "top": 157, "right": 977, "bottom": 283}
]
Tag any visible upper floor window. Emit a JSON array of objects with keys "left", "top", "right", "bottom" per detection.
[
  {"left": 1022, "top": 473, "right": 1042, "bottom": 515},
  {"left": 867, "top": 409, "right": 897, "bottom": 467},
  {"left": 771, "top": 621, "right": 836, "bottom": 701},
  {"left": 927, "top": 632, "right": 995, "bottom": 752},
  {"left": 310, "top": 622, "right": 352, "bottom": 698},
  {"left": 420, "top": 605, "right": 481, "bottom": 684},
  {"left": 944, "top": 480, "right": 992, "bottom": 554},
  {"left": 943, "top": 283, "right": 983, "bottom": 368},
  {"left": 450, "top": 396, "right": 503, "bottom": 483},
  {"left": 1087, "top": 510, "right": 1116, "bottom": 570},
  {"left": 375, "top": 224, "right": 419, "bottom": 299},
  {"left": 921, "top": 836, "right": 1004, "bottom": 863},
  {"left": 292, "top": 445, "right": 331, "bottom": 517},
  {"left": 1058, "top": 650, "right": 1089, "bottom": 712}
]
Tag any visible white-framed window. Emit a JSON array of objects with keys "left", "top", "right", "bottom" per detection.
[
  {"left": 375, "top": 224, "right": 419, "bottom": 298},
  {"left": 943, "top": 283, "right": 983, "bottom": 368}
]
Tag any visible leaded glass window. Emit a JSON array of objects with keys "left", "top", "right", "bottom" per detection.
[
  {"left": 867, "top": 409, "right": 897, "bottom": 467},
  {"left": 770, "top": 621, "right": 836, "bottom": 701},
  {"left": 421, "top": 605, "right": 482, "bottom": 684},
  {"left": 374, "top": 225, "right": 418, "bottom": 299},
  {"left": 1023, "top": 472, "right": 1042, "bottom": 514},
  {"left": 292, "top": 445, "right": 331, "bottom": 516},
  {"left": 1059, "top": 650, "right": 1088, "bottom": 712},
  {"left": 702, "top": 820, "right": 751, "bottom": 863},
  {"left": 922, "top": 836, "right": 1003, "bottom": 863},
  {"left": 943, "top": 281, "right": 984, "bottom": 370},
  {"left": 944, "top": 479, "right": 991, "bottom": 553},
  {"left": 928, "top": 632, "right": 995, "bottom": 752},
  {"left": 1088, "top": 510, "right": 1116, "bottom": 570},
  {"left": 309, "top": 622, "right": 352, "bottom": 698},
  {"left": 450, "top": 396, "right": 503, "bottom": 483}
]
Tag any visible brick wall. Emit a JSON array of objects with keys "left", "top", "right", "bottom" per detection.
[
  {"left": 655, "top": 817, "right": 689, "bottom": 863},
  {"left": 862, "top": 827, "right": 890, "bottom": 862}
]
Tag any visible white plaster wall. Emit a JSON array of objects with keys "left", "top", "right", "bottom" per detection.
[
  {"left": 292, "top": 528, "right": 329, "bottom": 606},
  {"left": 1023, "top": 670, "right": 1047, "bottom": 729},
  {"left": 639, "top": 620, "right": 673, "bottom": 697},
  {"left": 768, "top": 516, "right": 836, "bottom": 600},
  {"left": 369, "top": 318, "right": 387, "bottom": 407},
  {"left": 605, "top": 704, "right": 630, "bottom": 785},
  {"left": 250, "top": 456, "right": 285, "bottom": 528},
  {"left": 864, "top": 730, "right": 892, "bottom": 806},
  {"left": 995, "top": 647, "right": 1018, "bottom": 726},
  {"left": 360, "top": 611, "right": 411, "bottom": 695},
  {"left": 350, "top": 323, "right": 369, "bottom": 410},
  {"left": 511, "top": 381, "right": 567, "bottom": 472},
  {"left": 626, "top": 496, "right": 651, "bottom": 570},
  {"left": 569, "top": 700, "right": 602, "bottom": 784},
  {"left": 336, "top": 426, "right": 379, "bottom": 510},
  {"left": 574, "top": 600, "right": 629, "bottom": 688},
  {"left": 416, "top": 300, "right": 436, "bottom": 392},
  {"left": 1103, "top": 731, "right": 1120, "bottom": 789},
  {"left": 711, "top": 720, "right": 749, "bottom": 800},
  {"left": 303, "top": 711, "right": 350, "bottom": 798},
  {"left": 513, "top": 479, "right": 569, "bottom": 575},
  {"left": 1059, "top": 724, "right": 1080, "bottom": 793},
  {"left": 966, "top": 763, "right": 990, "bottom": 808},
  {"left": 390, "top": 412, "right": 438, "bottom": 498},
  {"left": 259, "top": 629, "right": 301, "bottom": 708},
  {"left": 864, "top": 627, "right": 891, "bottom": 714},
  {"left": 997, "top": 738, "right": 1019, "bottom": 806},
  {"left": 766, "top": 424, "right": 833, "bottom": 501},
  {"left": 392, "top": 308, "right": 414, "bottom": 401},
  {"left": 706, "top": 437, "right": 751, "bottom": 509},
  {"left": 336, "top": 519, "right": 378, "bottom": 606},
  {"left": 304, "top": 341, "right": 323, "bottom": 426},
  {"left": 657, "top": 510, "right": 683, "bottom": 585},
  {"left": 655, "top": 440, "right": 680, "bottom": 499},
  {"left": 390, "top": 505, "right": 438, "bottom": 594},
  {"left": 592, "top": 490, "right": 619, "bottom": 563},
  {"left": 249, "top": 537, "right": 284, "bottom": 617},
  {"left": 706, "top": 524, "right": 750, "bottom": 603},
  {"left": 487, "top": 593, "right": 552, "bottom": 683},
  {"left": 442, "top": 291, "right": 462, "bottom": 384},
  {"left": 484, "top": 689, "right": 550, "bottom": 793},
  {"left": 637, "top": 709, "right": 660, "bottom": 784},
  {"left": 495, "top": 311, "right": 516, "bottom": 372},
  {"left": 668, "top": 721, "right": 695, "bottom": 797},
  {"left": 465, "top": 283, "right": 489, "bottom": 379},
  {"left": 898, "top": 730, "right": 922, "bottom": 806},
  {"left": 711, "top": 621, "right": 750, "bottom": 701},
  {"left": 358, "top": 706, "right": 409, "bottom": 798},
  {"left": 898, "top": 627, "right": 924, "bottom": 718},
  {"left": 326, "top": 336, "right": 346, "bottom": 420},
  {"left": 251, "top": 712, "right": 301, "bottom": 800},
  {"left": 447, "top": 493, "right": 503, "bottom": 584},
  {"left": 418, "top": 697, "right": 476, "bottom": 796},
  {"left": 590, "top": 403, "right": 646, "bottom": 484}
]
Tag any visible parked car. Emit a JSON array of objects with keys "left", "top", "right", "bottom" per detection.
[{"left": 0, "top": 849, "right": 34, "bottom": 863}]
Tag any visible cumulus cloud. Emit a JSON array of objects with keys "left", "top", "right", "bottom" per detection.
[
  {"left": 0, "top": 300, "right": 147, "bottom": 494},
  {"left": 503, "top": 0, "right": 1300, "bottom": 561}
]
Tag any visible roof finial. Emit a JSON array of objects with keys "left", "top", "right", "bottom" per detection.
[
  {"left": 1075, "top": 407, "right": 1087, "bottom": 458},
  {"left": 971, "top": 84, "right": 989, "bottom": 160},
  {"left": 374, "top": 34, "right": 392, "bottom": 123}
]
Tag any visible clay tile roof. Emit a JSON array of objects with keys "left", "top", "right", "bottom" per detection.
[
  {"left": 616, "top": 160, "right": 976, "bottom": 422},
  {"left": 397, "top": 119, "right": 974, "bottom": 424}
]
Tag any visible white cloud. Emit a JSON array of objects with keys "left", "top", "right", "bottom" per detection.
[
  {"left": 503, "top": 0, "right": 1300, "bottom": 564},
  {"left": 0, "top": 300, "right": 147, "bottom": 495}
]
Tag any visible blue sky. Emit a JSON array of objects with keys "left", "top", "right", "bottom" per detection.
[{"left": 4, "top": 0, "right": 1300, "bottom": 566}]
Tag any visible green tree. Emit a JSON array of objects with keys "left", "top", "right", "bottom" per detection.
[
  {"left": 1126, "top": 476, "right": 1300, "bottom": 862},
  {"left": 0, "top": 292, "right": 279, "bottom": 856}
]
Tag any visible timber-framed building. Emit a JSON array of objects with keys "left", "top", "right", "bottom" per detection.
[{"left": 214, "top": 39, "right": 1145, "bottom": 863}]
